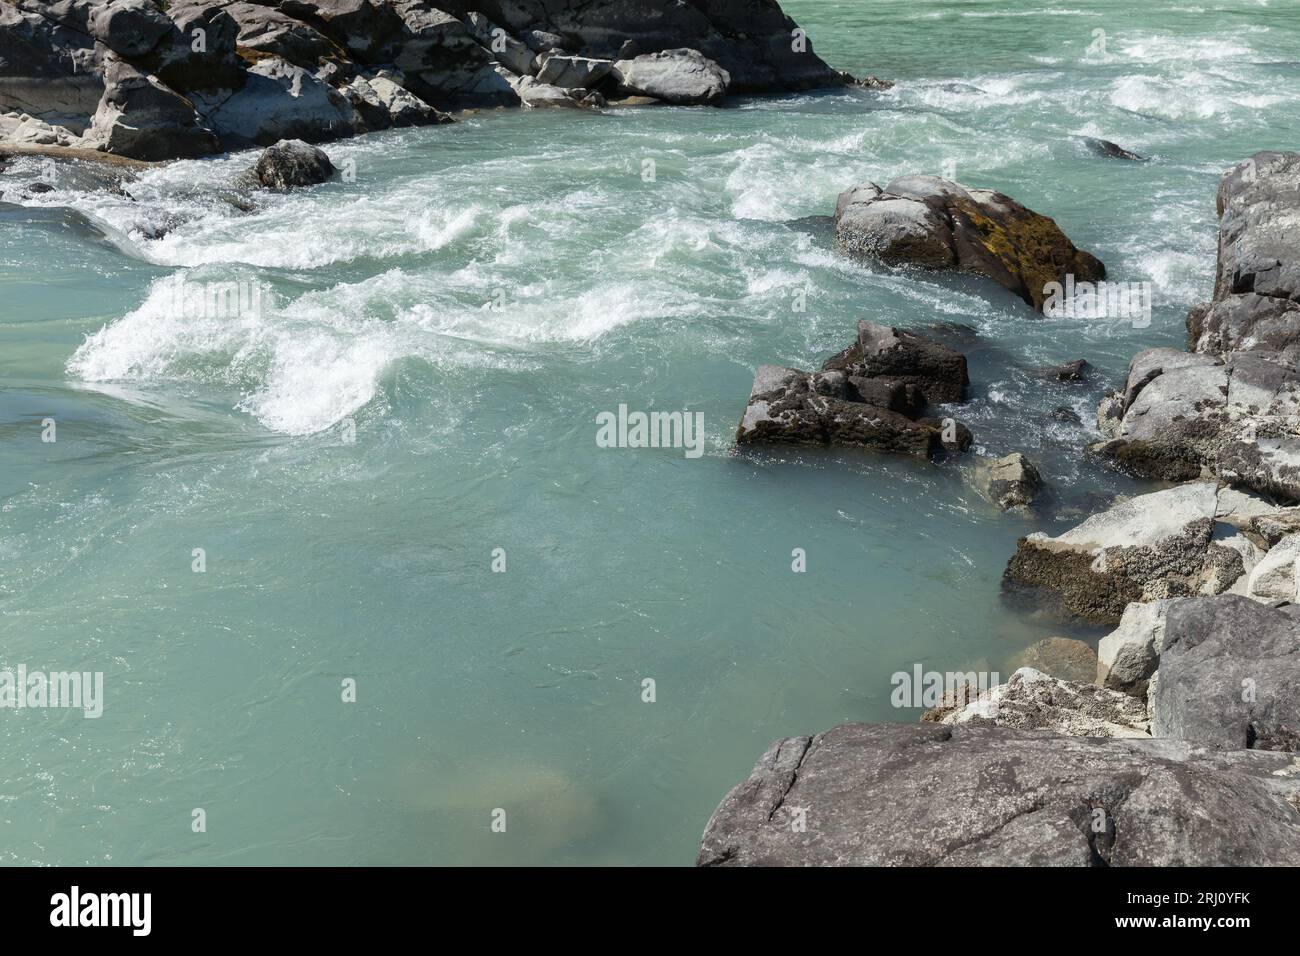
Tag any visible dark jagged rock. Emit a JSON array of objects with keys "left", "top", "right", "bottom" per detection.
[
  {"left": 1041, "top": 358, "right": 1089, "bottom": 381},
  {"left": 833, "top": 176, "right": 1105, "bottom": 312},
  {"left": 736, "top": 320, "right": 972, "bottom": 460},
  {"left": 253, "top": 138, "right": 335, "bottom": 188},
  {"left": 698, "top": 722, "right": 1300, "bottom": 866},
  {"left": 1083, "top": 136, "right": 1146, "bottom": 162}
]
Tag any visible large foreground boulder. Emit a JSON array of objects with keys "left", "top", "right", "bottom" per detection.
[
  {"left": 1153, "top": 596, "right": 1300, "bottom": 751},
  {"left": 1003, "top": 482, "right": 1264, "bottom": 625},
  {"left": 698, "top": 723, "right": 1300, "bottom": 866},
  {"left": 736, "top": 320, "right": 972, "bottom": 459},
  {"left": 834, "top": 176, "right": 1105, "bottom": 312}
]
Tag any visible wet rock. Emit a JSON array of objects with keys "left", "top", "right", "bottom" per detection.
[
  {"left": 1051, "top": 405, "right": 1082, "bottom": 424},
  {"left": 253, "top": 138, "right": 335, "bottom": 188},
  {"left": 612, "top": 49, "right": 730, "bottom": 106},
  {"left": 1042, "top": 358, "right": 1090, "bottom": 381},
  {"left": 1153, "top": 595, "right": 1300, "bottom": 751},
  {"left": 1003, "top": 482, "right": 1262, "bottom": 625},
  {"left": 973, "top": 452, "right": 1043, "bottom": 510},
  {"left": 698, "top": 722, "right": 1300, "bottom": 866},
  {"left": 833, "top": 176, "right": 1105, "bottom": 312},
  {"left": 1083, "top": 137, "right": 1146, "bottom": 162},
  {"left": 821, "top": 318, "right": 969, "bottom": 405},
  {"left": 1008, "top": 636, "right": 1097, "bottom": 684}
]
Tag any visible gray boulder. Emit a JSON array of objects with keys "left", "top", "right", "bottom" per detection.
[
  {"left": 86, "top": 57, "right": 219, "bottom": 161},
  {"left": 973, "top": 452, "right": 1042, "bottom": 510},
  {"left": 536, "top": 53, "right": 612, "bottom": 89},
  {"left": 343, "top": 72, "right": 449, "bottom": 129},
  {"left": 698, "top": 723, "right": 1300, "bottom": 866},
  {"left": 193, "top": 56, "right": 358, "bottom": 148},
  {"left": 1097, "top": 599, "right": 1177, "bottom": 696},
  {"left": 834, "top": 176, "right": 1106, "bottom": 312},
  {"left": 1003, "top": 482, "right": 1262, "bottom": 625},
  {"left": 612, "top": 49, "right": 729, "bottom": 106},
  {"left": 253, "top": 138, "right": 335, "bottom": 188},
  {"left": 0, "top": 3, "right": 104, "bottom": 131},
  {"left": 1153, "top": 595, "right": 1300, "bottom": 751},
  {"left": 821, "top": 318, "right": 969, "bottom": 405}
]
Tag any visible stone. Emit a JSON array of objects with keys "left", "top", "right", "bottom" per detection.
[
  {"left": 1097, "top": 599, "right": 1177, "bottom": 696},
  {"left": 834, "top": 176, "right": 1105, "bottom": 312},
  {"left": 253, "top": 138, "right": 335, "bottom": 188},
  {"left": 698, "top": 723, "right": 1300, "bottom": 866},
  {"left": 935, "top": 667, "right": 1150, "bottom": 737},
  {"left": 1009, "top": 636, "right": 1098, "bottom": 684},
  {"left": 86, "top": 57, "right": 219, "bottom": 161},
  {"left": 536, "top": 54, "right": 612, "bottom": 89},
  {"left": 612, "top": 49, "right": 729, "bottom": 106},
  {"left": 1083, "top": 137, "right": 1145, "bottom": 161},
  {"left": 973, "top": 452, "right": 1043, "bottom": 510}
]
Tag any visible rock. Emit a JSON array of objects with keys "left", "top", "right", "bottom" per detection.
[
  {"left": 86, "top": 57, "right": 220, "bottom": 161},
  {"left": 508, "top": 75, "right": 597, "bottom": 110},
  {"left": 150, "top": 2, "right": 248, "bottom": 93},
  {"left": 0, "top": 3, "right": 104, "bottom": 131},
  {"left": 1042, "top": 358, "right": 1090, "bottom": 381},
  {"left": 1003, "top": 482, "right": 1262, "bottom": 625},
  {"left": 821, "top": 318, "right": 970, "bottom": 406},
  {"left": 193, "top": 56, "right": 359, "bottom": 148},
  {"left": 1083, "top": 137, "right": 1146, "bottom": 162},
  {"left": 387, "top": 4, "right": 520, "bottom": 109},
  {"left": 1009, "top": 636, "right": 1098, "bottom": 684},
  {"left": 463, "top": 12, "right": 538, "bottom": 76},
  {"left": 936, "top": 667, "right": 1150, "bottom": 737},
  {"left": 698, "top": 722, "right": 1300, "bottom": 866},
  {"left": 973, "top": 452, "right": 1043, "bottom": 510},
  {"left": 1051, "top": 406, "right": 1081, "bottom": 424},
  {"left": 735, "top": 365, "right": 970, "bottom": 459},
  {"left": 343, "top": 72, "right": 449, "bottom": 129},
  {"left": 1243, "top": 532, "right": 1300, "bottom": 602},
  {"left": 1250, "top": 506, "right": 1300, "bottom": 546},
  {"left": 536, "top": 54, "right": 612, "bottom": 89},
  {"left": 1097, "top": 599, "right": 1177, "bottom": 696},
  {"left": 1153, "top": 595, "right": 1300, "bottom": 751},
  {"left": 221, "top": 0, "right": 349, "bottom": 74},
  {"left": 612, "top": 49, "right": 729, "bottom": 106},
  {"left": 834, "top": 176, "right": 1105, "bottom": 312},
  {"left": 253, "top": 138, "right": 335, "bottom": 188},
  {"left": 736, "top": 321, "right": 973, "bottom": 459}
]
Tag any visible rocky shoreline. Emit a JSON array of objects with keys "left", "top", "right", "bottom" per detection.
[
  {"left": 704, "top": 151, "right": 1300, "bottom": 866},
  {"left": 0, "top": 0, "right": 849, "bottom": 162}
]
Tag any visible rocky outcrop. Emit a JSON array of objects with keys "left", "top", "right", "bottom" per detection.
[
  {"left": 1096, "top": 153, "right": 1300, "bottom": 499},
  {"left": 735, "top": 320, "right": 972, "bottom": 459},
  {"left": 1003, "top": 482, "right": 1264, "bottom": 625},
  {"left": 833, "top": 176, "right": 1105, "bottom": 312},
  {"left": 253, "top": 138, "right": 335, "bottom": 188},
  {"left": 972, "top": 452, "right": 1042, "bottom": 510},
  {"left": 1, "top": 0, "right": 841, "bottom": 161},
  {"left": 698, "top": 723, "right": 1300, "bottom": 866}
]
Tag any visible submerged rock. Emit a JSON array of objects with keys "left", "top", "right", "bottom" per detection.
[
  {"left": 698, "top": 722, "right": 1300, "bottom": 866},
  {"left": 736, "top": 320, "right": 972, "bottom": 459},
  {"left": 833, "top": 176, "right": 1105, "bottom": 312},
  {"left": 254, "top": 138, "right": 335, "bottom": 188},
  {"left": 1082, "top": 137, "right": 1146, "bottom": 161},
  {"left": 972, "top": 452, "right": 1043, "bottom": 510},
  {"left": 1008, "top": 636, "right": 1097, "bottom": 684}
]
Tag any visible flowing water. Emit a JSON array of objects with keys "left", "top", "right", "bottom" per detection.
[{"left": 1, "top": 0, "right": 1297, "bottom": 865}]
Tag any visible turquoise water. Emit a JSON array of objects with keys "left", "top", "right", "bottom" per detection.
[{"left": 1, "top": 0, "right": 1297, "bottom": 865}]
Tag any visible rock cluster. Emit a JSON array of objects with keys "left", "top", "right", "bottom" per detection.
[
  {"left": 736, "top": 320, "right": 972, "bottom": 460},
  {"left": 0, "top": 0, "right": 843, "bottom": 161}
]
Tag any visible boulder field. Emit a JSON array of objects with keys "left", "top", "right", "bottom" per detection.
[{"left": 0, "top": 0, "right": 847, "bottom": 161}]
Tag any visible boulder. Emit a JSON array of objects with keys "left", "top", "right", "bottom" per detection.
[
  {"left": 1097, "top": 599, "right": 1177, "bottom": 696},
  {"left": 1243, "top": 532, "right": 1300, "bottom": 602},
  {"left": 935, "top": 667, "right": 1150, "bottom": 738},
  {"left": 1008, "top": 636, "right": 1097, "bottom": 684},
  {"left": 253, "top": 138, "right": 335, "bottom": 188},
  {"left": 834, "top": 176, "right": 1105, "bottom": 312},
  {"left": 343, "top": 72, "right": 449, "bottom": 129},
  {"left": 150, "top": 2, "right": 248, "bottom": 93},
  {"left": 736, "top": 321, "right": 972, "bottom": 459},
  {"left": 536, "top": 53, "right": 612, "bottom": 89},
  {"left": 1003, "top": 482, "right": 1263, "bottom": 625},
  {"left": 220, "top": 0, "right": 350, "bottom": 74},
  {"left": 388, "top": 4, "right": 520, "bottom": 109},
  {"left": 1152, "top": 595, "right": 1300, "bottom": 751},
  {"left": 463, "top": 11, "right": 537, "bottom": 76},
  {"left": 508, "top": 75, "right": 598, "bottom": 110},
  {"left": 193, "top": 56, "right": 359, "bottom": 148},
  {"left": 0, "top": 4, "right": 104, "bottom": 131},
  {"left": 1083, "top": 137, "right": 1145, "bottom": 162},
  {"left": 973, "top": 452, "right": 1043, "bottom": 510},
  {"left": 698, "top": 723, "right": 1300, "bottom": 865},
  {"left": 86, "top": 57, "right": 220, "bottom": 161},
  {"left": 612, "top": 49, "right": 729, "bottom": 106}
]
